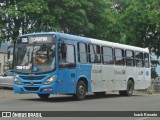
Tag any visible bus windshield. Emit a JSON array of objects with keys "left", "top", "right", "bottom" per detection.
[{"left": 15, "top": 44, "right": 56, "bottom": 74}]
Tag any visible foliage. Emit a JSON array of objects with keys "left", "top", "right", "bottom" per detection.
[
  {"left": 4, "top": 60, "right": 12, "bottom": 69},
  {"left": 1, "top": 0, "right": 160, "bottom": 75}
]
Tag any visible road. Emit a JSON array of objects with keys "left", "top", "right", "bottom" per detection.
[{"left": 0, "top": 89, "right": 160, "bottom": 120}]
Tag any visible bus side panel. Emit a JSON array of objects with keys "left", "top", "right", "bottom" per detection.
[
  {"left": 58, "top": 68, "right": 77, "bottom": 94},
  {"left": 144, "top": 68, "right": 151, "bottom": 89},
  {"left": 125, "top": 67, "right": 136, "bottom": 90},
  {"left": 77, "top": 64, "right": 92, "bottom": 93},
  {"left": 90, "top": 65, "right": 103, "bottom": 92},
  {"left": 114, "top": 66, "right": 126, "bottom": 90},
  {"left": 134, "top": 68, "right": 145, "bottom": 89},
  {"left": 101, "top": 65, "right": 115, "bottom": 91}
]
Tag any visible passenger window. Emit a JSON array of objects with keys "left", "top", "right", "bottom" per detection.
[
  {"left": 125, "top": 50, "right": 135, "bottom": 66},
  {"left": 89, "top": 44, "right": 101, "bottom": 63},
  {"left": 59, "top": 43, "right": 75, "bottom": 68},
  {"left": 144, "top": 53, "right": 150, "bottom": 68},
  {"left": 78, "top": 43, "right": 88, "bottom": 63},
  {"left": 115, "top": 48, "right": 125, "bottom": 65},
  {"left": 102, "top": 46, "right": 114, "bottom": 65},
  {"left": 135, "top": 52, "right": 144, "bottom": 67}
]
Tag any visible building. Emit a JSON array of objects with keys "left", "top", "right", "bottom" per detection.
[
  {"left": 0, "top": 52, "right": 10, "bottom": 73},
  {"left": 0, "top": 42, "right": 12, "bottom": 74}
]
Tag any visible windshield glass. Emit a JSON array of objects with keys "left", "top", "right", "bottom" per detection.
[{"left": 15, "top": 44, "right": 55, "bottom": 74}]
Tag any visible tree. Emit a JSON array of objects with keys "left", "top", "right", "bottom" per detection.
[
  {"left": 4, "top": 60, "right": 12, "bottom": 70},
  {"left": 85, "top": 0, "right": 119, "bottom": 41},
  {"left": 111, "top": 0, "right": 160, "bottom": 51},
  {"left": 0, "top": 0, "right": 95, "bottom": 44},
  {"left": 1, "top": 0, "right": 160, "bottom": 57},
  {"left": 110, "top": 0, "right": 160, "bottom": 76},
  {"left": 0, "top": 0, "right": 50, "bottom": 43}
]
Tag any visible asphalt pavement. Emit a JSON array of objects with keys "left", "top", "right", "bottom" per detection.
[{"left": 0, "top": 89, "right": 160, "bottom": 120}]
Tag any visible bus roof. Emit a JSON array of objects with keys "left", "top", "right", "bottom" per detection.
[{"left": 19, "top": 32, "right": 149, "bottom": 53}]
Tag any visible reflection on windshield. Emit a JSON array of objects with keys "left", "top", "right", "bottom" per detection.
[{"left": 15, "top": 44, "right": 55, "bottom": 73}]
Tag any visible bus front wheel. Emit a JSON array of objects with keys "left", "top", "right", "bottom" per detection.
[
  {"left": 74, "top": 81, "right": 86, "bottom": 100},
  {"left": 38, "top": 94, "right": 50, "bottom": 100}
]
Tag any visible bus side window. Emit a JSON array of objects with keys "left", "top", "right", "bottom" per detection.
[
  {"left": 102, "top": 46, "right": 114, "bottom": 65},
  {"left": 144, "top": 53, "right": 150, "bottom": 68},
  {"left": 125, "top": 50, "right": 135, "bottom": 66},
  {"left": 115, "top": 48, "right": 125, "bottom": 66},
  {"left": 88, "top": 44, "right": 101, "bottom": 63},
  {"left": 135, "top": 52, "right": 144, "bottom": 67},
  {"left": 78, "top": 43, "right": 88, "bottom": 63},
  {"left": 59, "top": 43, "right": 76, "bottom": 68}
]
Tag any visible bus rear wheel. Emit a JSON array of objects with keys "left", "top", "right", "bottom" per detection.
[
  {"left": 119, "top": 80, "right": 134, "bottom": 96},
  {"left": 38, "top": 94, "right": 50, "bottom": 100},
  {"left": 74, "top": 81, "right": 86, "bottom": 100}
]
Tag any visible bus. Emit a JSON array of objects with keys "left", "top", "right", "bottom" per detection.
[{"left": 10, "top": 32, "right": 151, "bottom": 100}]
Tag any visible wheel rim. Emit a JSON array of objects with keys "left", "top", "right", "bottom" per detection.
[{"left": 78, "top": 85, "right": 85, "bottom": 95}]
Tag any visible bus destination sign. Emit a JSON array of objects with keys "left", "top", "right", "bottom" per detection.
[{"left": 17, "top": 35, "right": 55, "bottom": 44}]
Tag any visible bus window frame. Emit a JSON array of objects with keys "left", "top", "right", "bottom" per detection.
[
  {"left": 77, "top": 42, "right": 88, "bottom": 64},
  {"left": 114, "top": 48, "right": 125, "bottom": 66},
  {"left": 144, "top": 53, "right": 150, "bottom": 68},
  {"left": 125, "top": 50, "right": 135, "bottom": 67},
  {"left": 101, "top": 46, "right": 114, "bottom": 65},
  {"left": 135, "top": 51, "right": 144, "bottom": 68},
  {"left": 58, "top": 41, "right": 76, "bottom": 69},
  {"left": 88, "top": 44, "right": 101, "bottom": 64}
]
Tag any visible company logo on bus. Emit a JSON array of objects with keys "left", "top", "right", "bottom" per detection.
[
  {"left": 114, "top": 70, "right": 125, "bottom": 75},
  {"left": 92, "top": 70, "right": 102, "bottom": 73},
  {"left": 146, "top": 71, "right": 149, "bottom": 76}
]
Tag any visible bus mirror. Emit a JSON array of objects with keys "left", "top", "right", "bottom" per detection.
[{"left": 7, "top": 50, "right": 10, "bottom": 59}]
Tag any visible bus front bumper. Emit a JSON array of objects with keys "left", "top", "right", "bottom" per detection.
[{"left": 13, "top": 83, "right": 58, "bottom": 94}]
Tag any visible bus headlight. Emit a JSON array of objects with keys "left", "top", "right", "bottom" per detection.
[
  {"left": 44, "top": 75, "right": 56, "bottom": 85},
  {"left": 14, "top": 77, "right": 22, "bottom": 85}
]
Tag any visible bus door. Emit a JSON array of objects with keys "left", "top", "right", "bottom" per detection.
[{"left": 58, "top": 41, "right": 77, "bottom": 94}]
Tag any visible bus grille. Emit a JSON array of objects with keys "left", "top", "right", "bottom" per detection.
[
  {"left": 19, "top": 75, "right": 46, "bottom": 80},
  {"left": 23, "top": 82, "right": 42, "bottom": 85},
  {"left": 24, "top": 87, "right": 39, "bottom": 91}
]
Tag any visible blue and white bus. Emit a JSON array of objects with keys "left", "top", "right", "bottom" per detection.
[{"left": 11, "top": 32, "right": 151, "bottom": 100}]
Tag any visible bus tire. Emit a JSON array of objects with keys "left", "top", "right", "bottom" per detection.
[
  {"left": 119, "top": 80, "right": 134, "bottom": 96},
  {"left": 38, "top": 94, "right": 50, "bottom": 100},
  {"left": 74, "top": 80, "right": 86, "bottom": 100}
]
